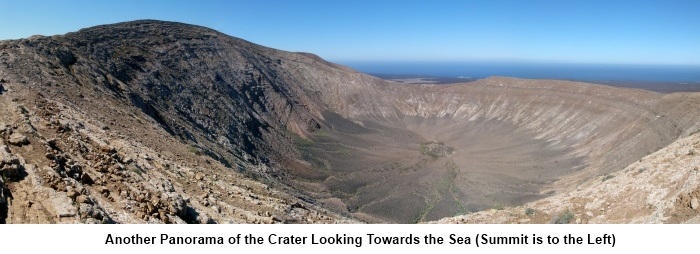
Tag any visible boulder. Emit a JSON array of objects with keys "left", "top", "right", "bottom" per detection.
[
  {"left": 80, "top": 173, "right": 94, "bottom": 185},
  {"left": 45, "top": 138, "right": 58, "bottom": 149},
  {"left": 52, "top": 193, "right": 77, "bottom": 218},
  {"left": 0, "top": 145, "right": 16, "bottom": 164},
  {"left": 8, "top": 132, "right": 28, "bottom": 146},
  {"left": 0, "top": 145, "right": 21, "bottom": 179}
]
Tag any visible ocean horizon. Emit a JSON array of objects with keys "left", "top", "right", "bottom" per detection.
[{"left": 337, "top": 61, "right": 700, "bottom": 83}]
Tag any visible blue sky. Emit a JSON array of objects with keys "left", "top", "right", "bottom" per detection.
[{"left": 1, "top": 0, "right": 698, "bottom": 65}]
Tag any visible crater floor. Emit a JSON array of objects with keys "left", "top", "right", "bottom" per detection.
[
  {"left": 282, "top": 77, "right": 700, "bottom": 223},
  {"left": 289, "top": 114, "right": 585, "bottom": 222}
]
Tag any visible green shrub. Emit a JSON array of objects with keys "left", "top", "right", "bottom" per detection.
[
  {"left": 525, "top": 208, "right": 536, "bottom": 216},
  {"left": 188, "top": 145, "right": 202, "bottom": 156},
  {"left": 551, "top": 210, "right": 574, "bottom": 224},
  {"left": 492, "top": 203, "right": 504, "bottom": 211}
]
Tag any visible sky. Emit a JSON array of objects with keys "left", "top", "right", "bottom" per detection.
[{"left": 1, "top": 0, "right": 699, "bottom": 65}]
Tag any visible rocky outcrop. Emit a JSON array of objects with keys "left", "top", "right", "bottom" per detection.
[
  {"left": 8, "top": 133, "right": 28, "bottom": 146},
  {"left": 0, "top": 59, "right": 354, "bottom": 224},
  {"left": 0, "top": 145, "right": 21, "bottom": 180}
]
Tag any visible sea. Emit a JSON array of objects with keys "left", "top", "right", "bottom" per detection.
[{"left": 338, "top": 61, "right": 700, "bottom": 93}]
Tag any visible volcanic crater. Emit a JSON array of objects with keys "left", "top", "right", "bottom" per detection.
[
  {"left": 1, "top": 20, "right": 699, "bottom": 224},
  {"left": 287, "top": 76, "right": 699, "bottom": 223}
]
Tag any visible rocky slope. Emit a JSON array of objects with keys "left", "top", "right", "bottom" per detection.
[
  {"left": 1, "top": 20, "right": 699, "bottom": 223},
  {"left": 435, "top": 130, "right": 700, "bottom": 224},
  {"left": 0, "top": 20, "right": 356, "bottom": 223}
]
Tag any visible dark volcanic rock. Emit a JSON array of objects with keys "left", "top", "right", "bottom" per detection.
[{"left": 1, "top": 20, "right": 331, "bottom": 173}]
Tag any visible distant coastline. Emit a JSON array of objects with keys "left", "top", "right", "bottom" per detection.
[{"left": 340, "top": 61, "right": 700, "bottom": 93}]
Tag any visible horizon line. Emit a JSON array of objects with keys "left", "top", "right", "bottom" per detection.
[{"left": 330, "top": 59, "right": 700, "bottom": 68}]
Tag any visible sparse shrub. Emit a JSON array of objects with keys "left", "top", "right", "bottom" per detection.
[
  {"left": 293, "top": 136, "right": 314, "bottom": 147},
  {"left": 188, "top": 145, "right": 202, "bottom": 156},
  {"left": 16, "top": 105, "right": 28, "bottom": 114},
  {"left": 525, "top": 208, "right": 536, "bottom": 216},
  {"left": 130, "top": 165, "right": 144, "bottom": 176},
  {"left": 689, "top": 129, "right": 700, "bottom": 136},
  {"left": 492, "top": 203, "right": 504, "bottom": 211},
  {"left": 314, "top": 129, "right": 330, "bottom": 137},
  {"left": 551, "top": 210, "right": 574, "bottom": 224},
  {"left": 602, "top": 174, "right": 615, "bottom": 182},
  {"left": 338, "top": 148, "right": 351, "bottom": 156}
]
